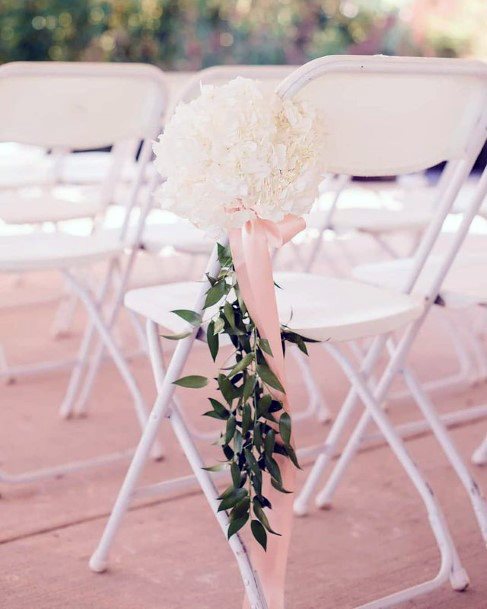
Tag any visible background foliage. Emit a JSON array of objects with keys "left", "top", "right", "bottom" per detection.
[{"left": 0, "top": 1, "right": 485, "bottom": 69}]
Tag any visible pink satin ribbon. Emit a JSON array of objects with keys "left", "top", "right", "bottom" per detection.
[{"left": 229, "top": 213, "right": 305, "bottom": 609}]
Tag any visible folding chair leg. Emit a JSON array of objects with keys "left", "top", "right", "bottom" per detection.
[
  {"left": 290, "top": 347, "right": 331, "bottom": 423},
  {"left": 314, "top": 409, "right": 370, "bottom": 510},
  {"left": 90, "top": 317, "right": 267, "bottom": 607},
  {"left": 294, "top": 336, "right": 387, "bottom": 516},
  {"left": 169, "top": 406, "right": 268, "bottom": 609},
  {"left": 50, "top": 289, "right": 79, "bottom": 339},
  {"left": 62, "top": 271, "right": 163, "bottom": 460},
  {"left": 323, "top": 345, "right": 469, "bottom": 601},
  {"left": 472, "top": 435, "right": 487, "bottom": 466},
  {"left": 90, "top": 245, "right": 222, "bottom": 570},
  {"left": 89, "top": 324, "right": 195, "bottom": 572},
  {"left": 402, "top": 365, "right": 487, "bottom": 542},
  {"left": 313, "top": 357, "right": 487, "bottom": 546},
  {"left": 128, "top": 310, "right": 149, "bottom": 354},
  {"left": 59, "top": 317, "right": 99, "bottom": 419},
  {"left": 59, "top": 261, "right": 117, "bottom": 419}
]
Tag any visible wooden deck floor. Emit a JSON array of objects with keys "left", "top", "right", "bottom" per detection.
[{"left": 2, "top": 254, "right": 487, "bottom": 609}]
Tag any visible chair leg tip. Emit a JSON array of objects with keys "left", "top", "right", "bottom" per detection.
[
  {"left": 315, "top": 498, "right": 333, "bottom": 511},
  {"left": 89, "top": 554, "right": 108, "bottom": 573},
  {"left": 450, "top": 567, "right": 470, "bottom": 592},
  {"left": 471, "top": 449, "right": 487, "bottom": 466},
  {"left": 293, "top": 501, "right": 309, "bottom": 517}
]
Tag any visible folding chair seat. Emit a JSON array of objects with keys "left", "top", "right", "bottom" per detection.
[
  {"left": 353, "top": 251, "right": 487, "bottom": 309},
  {"left": 125, "top": 273, "right": 423, "bottom": 344},
  {"left": 307, "top": 205, "right": 434, "bottom": 235},
  {"left": 0, "top": 142, "right": 52, "bottom": 189},
  {"left": 140, "top": 220, "right": 213, "bottom": 256},
  {"left": 0, "top": 231, "right": 123, "bottom": 272},
  {"left": 0, "top": 187, "right": 105, "bottom": 225},
  {"left": 91, "top": 56, "right": 487, "bottom": 609},
  {"left": 0, "top": 61, "right": 169, "bottom": 484}
]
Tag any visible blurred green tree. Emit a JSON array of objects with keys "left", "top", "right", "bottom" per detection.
[{"left": 0, "top": 1, "right": 484, "bottom": 68}]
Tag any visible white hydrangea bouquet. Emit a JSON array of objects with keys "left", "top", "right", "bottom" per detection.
[
  {"left": 153, "top": 77, "right": 324, "bottom": 552},
  {"left": 153, "top": 77, "right": 323, "bottom": 235}
]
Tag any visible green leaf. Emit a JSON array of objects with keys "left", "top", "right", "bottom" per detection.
[
  {"left": 258, "top": 338, "right": 273, "bottom": 356},
  {"left": 225, "top": 415, "right": 237, "bottom": 444},
  {"left": 170, "top": 309, "right": 202, "bottom": 326},
  {"left": 204, "top": 281, "right": 227, "bottom": 308},
  {"left": 202, "top": 463, "right": 226, "bottom": 472},
  {"left": 253, "top": 422, "right": 263, "bottom": 450},
  {"left": 218, "top": 485, "right": 237, "bottom": 500},
  {"left": 231, "top": 462, "right": 242, "bottom": 488},
  {"left": 214, "top": 316, "right": 225, "bottom": 334},
  {"left": 203, "top": 410, "right": 227, "bottom": 420},
  {"left": 217, "top": 242, "right": 232, "bottom": 267},
  {"left": 244, "top": 447, "right": 261, "bottom": 479},
  {"left": 242, "top": 375, "right": 256, "bottom": 402},
  {"left": 264, "top": 429, "right": 276, "bottom": 460},
  {"left": 253, "top": 500, "right": 281, "bottom": 536},
  {"left": 222, "top": 444, "right": 234, "bottom": 460},
  {"left": 269, "top": 399, "right": 284, "bottom": 413},
  {"left": 251, "top": 519, "right": 267, "bottom": 550},
  {"left": 206, "top": 273, "right": 218, "bottom": 287},
  {"left": 270, "top": 477, "right": 292, "bottom": 494},
  {"left": 252, "top": 468, "right": 263, "bottom": 496},
  {"left": 224, "top": 301, "right": 235, "bottom": 328},
  {"left": 279, "top": 412, "right": 292, "bottom": 446},
  {"left": 218, "top": 487, "right": 248, "bottom": 512},
  {"left": 284, "top": 444, "right": 301, "bottom": 470},
  {"left": 228, "top": 353, "right": 254, "bottom": 378},
  {"left": 266, "top": 456, "right": 282, "bottom": 485},
  {"left": 227, "top": 514, "right": 249, "bottom": 539},
  {"left": 173, "top": 375, "right": 208, "bottom": 389},
  {"left": 231, "top": 496, "right": 251, "bottom": 520},
  {"left": 234, "top": 429, "right": 243, "bottom": 454},
  {"left": 296, "top": 337, "right": 308, "bottom": 356},
  {"left": 218, "top": 374, "right": 239, "bottom": 404},
  {"left": 209, "top": 398, "right": 229, "bottom": 419},
  {"left": 241, "top": 403, "right": 252, "bottom": 436},
  {"left": 207, "top": 321, "right": 219, "bottom": 361},
  {"left": 256, "top": 364, "right": 285, "bottom": 393},
  {"left": 160, "top": 331, "right": 192, "bottom": 341},
  {"left": 256, "top": 395, "right": 272, "bottom": 418}
]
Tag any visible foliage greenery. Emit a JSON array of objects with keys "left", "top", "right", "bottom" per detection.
[
  {"left": 170, "top": 243, "right": 316, "bottom": 548},
  {"left": 1, "top": 1, "right": 483, "bottom": 70}
]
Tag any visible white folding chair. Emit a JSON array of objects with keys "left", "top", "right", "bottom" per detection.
[
  {"left": 90, "top": 56, "right": 487, "bottom": 608},
  {"left": 0, "top": 61, "right": 168, "bottom": 484},
  {"left": 286, "top": 57, "right": 487, "bottom": 602},
  {"left": 70, "top": 64, "right": 330, "bottom": 429}
]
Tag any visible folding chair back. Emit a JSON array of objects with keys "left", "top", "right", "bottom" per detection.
[
  {"left": 175, "top": 64, "right": 297, "bottom": 109},
  {"left": 278, "top": 55, "right": 487, "bottom": 177},
  {"left": 279, "top": 55, "right": 487, "bottom": 301},
  {"left": 0, "top": 62, "right": 169, "bottom": 221}
]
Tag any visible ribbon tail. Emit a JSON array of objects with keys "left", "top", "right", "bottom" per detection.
[{"left": 230, "top": 217, "right": 304, "bottom": 609}]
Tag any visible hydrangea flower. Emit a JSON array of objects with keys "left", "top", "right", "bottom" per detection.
[{"left": 153, "top": 76, "right": 325, "bottom": 235}]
